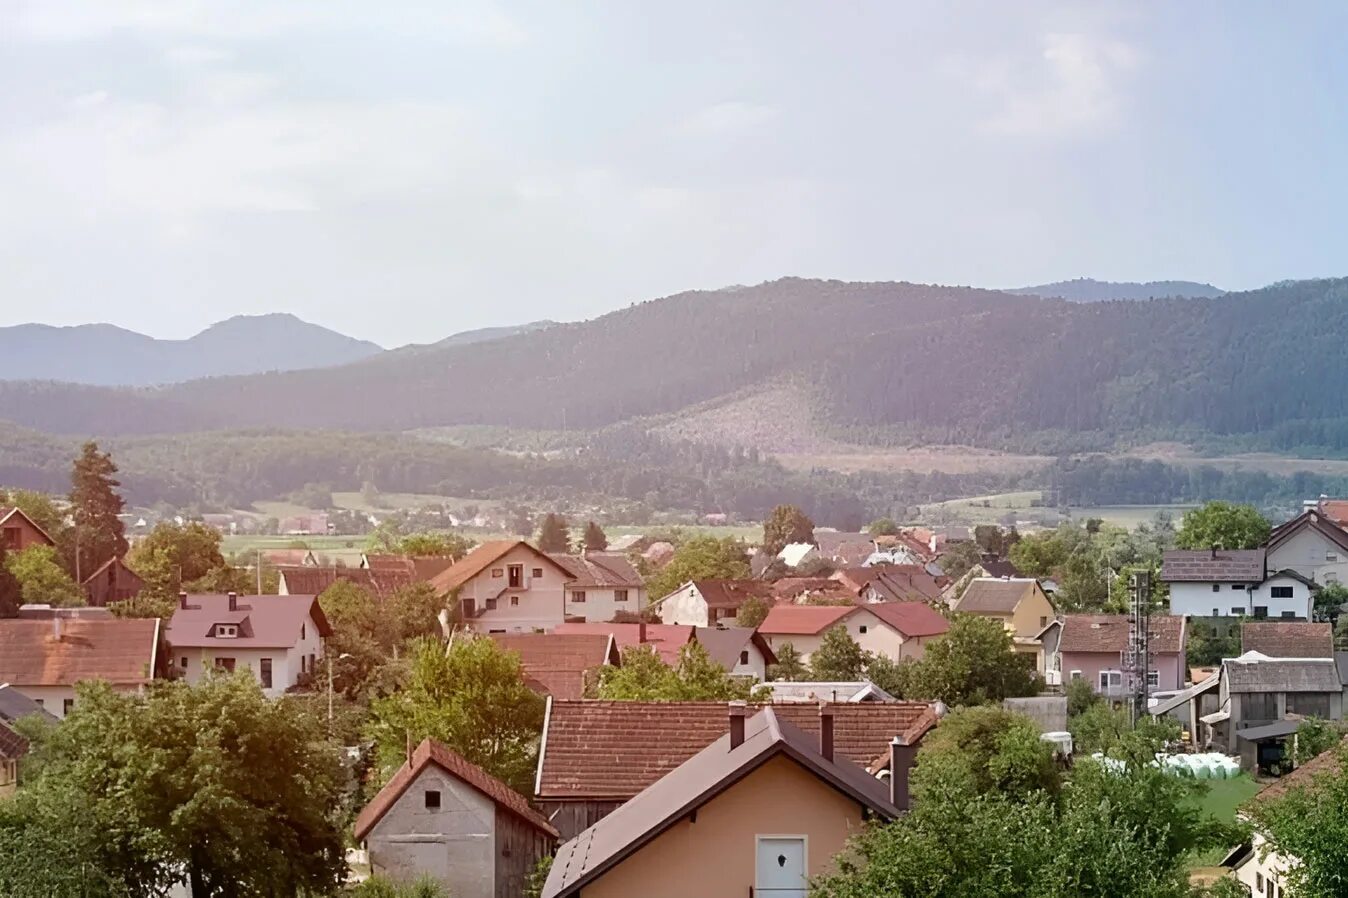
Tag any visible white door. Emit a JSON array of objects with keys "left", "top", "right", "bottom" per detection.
[{"left": 756, "top": 837, "right": 806, "bottom": 898}]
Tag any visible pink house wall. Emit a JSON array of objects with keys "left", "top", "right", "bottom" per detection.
[{"left": 1061, "top": 650, "right": 1186, "bottom": 694}]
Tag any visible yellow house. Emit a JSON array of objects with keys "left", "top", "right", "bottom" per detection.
[
  {"left": 952, "top": 577, "right": 1056, "bottom": 673},
  {"left": 542, "top": 704, "right": 911, "bottom": 898}
]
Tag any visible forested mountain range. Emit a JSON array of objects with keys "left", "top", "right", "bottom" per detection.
[
  {"left": 1006, "top": 278, "right": 1226, "bottom": 302},
  {"left": 1, "top": 277, "right": 1346, "bottom": 455},
  {"left": 0, "top": 314, "right": 382, "bottom": 386}
]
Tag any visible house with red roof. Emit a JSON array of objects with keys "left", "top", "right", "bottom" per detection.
[
  {"left": 653, "top": 579, "right": 775, "bottom": 627},
  {"left": 548, "top": 552, "right": 647, "bottom": 622},
  {"left": 553, "top": 621, "right": 695, "bottom": 666},
  {"left": 167, "top": 592, "right": 331, "bottom": 697},
  {"left": 490, "top": 632, "right": 621, "bottom": 700},
  {"left": 429, "top": 540, "right": 576, "bottom": 634},
  {"left": 757, "top": 603, "right": 949, "bottom": 665},
  {"left": 354, "top": 738, "right": 557, "bottom": 898},
  {"left": 1053, "top": 614, "right": 1187, "bottom": 696},
  {"left": 0, "top": 616, "right": 162, "bottom": 718},
  {"left": 0, "top": 507, "right": 55, "bottom": 554}
]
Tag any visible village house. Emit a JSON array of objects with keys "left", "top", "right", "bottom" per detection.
[
  {"left": 693, "top": 626, "right": 776, "bottom": 680},
  {"left": 1241, "top": 621, "right": 1334, "bottom": 658},
  {"left": 0, "top": 506, "right": 55, "bottom": 554},
  {"left": 360, "top": 553, "right": 458, "bottom": 582},
  {"left": 1207, "top": 653, "right": 1344, "bottom": 760},
  {"left": 541, "top": 703, "right": 910, "bottom": 898},
  {"left": 1266, "top": 508, "right": 1348, "bottom": 586},
  {"left": 1049, "top": 614, "right": 1187, "bottom": 696},
  {"left": 0, "top": 617, "right": 161, "bottom": 718},
  {"left": 429, "top": 540, "right": 575, "bottom": 634},
  {"left": 654, "top": 579, "right": 775, "bottom": 627},
  {"left": 534, "top": 699, "right": 938, "bottom": 839},
  {"left": 1161, "top": 548, "right": 1317, "bottom": 620},
  {"left": 548, "top": 552, "right": 647, "bottom": 622},
  {"left": 80, "top": 556, "right": 144, "bottom": 607},
  {"left": 490, "top": 632, "right": 620, "bottom": 700},
  {"left": 354, "top": 738, "right": 558, "bottom": 898},
  {"left": 813, "top": 531, "right": 882, "bottom": 567},
  {"left": 168, "top": 592, "right": 330, "bottom": 697},
  {"left": 831, "top": 565, "right": 945, "bottom": 603},
  {"left": 757, "top": 603, "right": 949, "bottom": 665},
  {"left": 553, "top": 622, "right": 695, "bottom": 666},
  {"left": 951, "top": 577, "right": 1056, "bottom": 671}
]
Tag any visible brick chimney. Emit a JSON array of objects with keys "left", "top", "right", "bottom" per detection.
[
  {"left": 179, "top": 591, "right": 188, "bottom": 610},
  {"left": 638, "top": 620, "right": 647, "bottom": 644},
  {"left": 728, "top": 701, "right": 747, "bottom": 749},
  {"left": 889, "top": 734, "right": 916, "bottom": 812},
  {"left": 227, "top": 591, "right": 237, "bottom": 612},
  {"left": 819, "top": 705, "right": 835, "bottom": 762}
]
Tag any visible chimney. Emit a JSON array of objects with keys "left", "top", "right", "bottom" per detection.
[
  {"left": 227, "top": 591, "right": 237, "bottom": 612},
  {"left": 728, "top": 701, "right": 747, "bottom": 750},
  {"left": 638, "top": 620, "right": 647, "bottom": 644},
  {"left": 889, "top": 735, "right": 917, "bottom": 812},
  {"left": 819, "top": 705, "right": 835, "bottom": 762},
  {"left": 179, "top": 591, "right": 188, "bottom": 610},
  {"left": 1210, "top": 545, "right": 1218, "bottom": 560}
]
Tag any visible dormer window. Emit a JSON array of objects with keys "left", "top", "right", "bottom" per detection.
[{"left": 215, "top": 624, "right": 239, "bottom": 638}]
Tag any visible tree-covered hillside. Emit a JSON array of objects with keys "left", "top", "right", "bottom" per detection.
[{"left": 1, "top": 277, "right": 1347, "bottom": 452}]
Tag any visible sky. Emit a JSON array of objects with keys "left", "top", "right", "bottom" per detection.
[{"left": 3, "top": 2, "right": 1347, "bottom": 347}]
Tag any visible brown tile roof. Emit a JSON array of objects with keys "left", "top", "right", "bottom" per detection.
[
  {"left": 429, "top": 540, "right": 574, "bottom": 593},
  {"left": 1268, "top": 510, "right": 1348, "bottom": 554},
  {"left": 354, "top": 737, "right": 557, "bottom": 843},
  {"left": 865, "top": 602, "right": 951, "bottom": 638},
  {"left": 553, "top": 623, "right": 693, "bottom": 666},
  {"left": 1059, "top": 614, "right": 1186, "bottom": 655},
  {"left": 363, "top": 554, "right": 457, "bottom": 582},
  {"left": 838, "top": 565, "right": 945, "bottom": 602},
  {"left": 536, "top": 700, "right": 937, "bottom": 800},
  {"left": 689, "top": 579, "right": 775, "bottom": 610},
  {"left": 168, "top": 594, "right": 331, "bottom": 649},
  {"left": 279, "top": 567, "right": 391, "bottom": 597},
  {"left": 771, "top": 577, "right": 847, "bottom": 601},
  {"left": 0, "top": 507, "right": 55, "bottom": 546},
  {"left": 0, "top": 719, "right": 27, "bottom": 761},
  {"left": 693, "top": 627, "right": 778, "bottom": 668},
  {"left": 1241, "top": 621, "right": 1334, "bottom": 658},
  {"left": 1247, "top": 739, "right": 1346, "bottom": 806},
  {"left": 1318, "top": 501, "right": 1348, "bottom": 527},
  {"left": 955, "top": 578, "right": 1040, "bottom": 615},
  {"left": 543, "top": 707, "right": 898, "bottom": 898},
  {"left": 491, "top": 633, "right": 619, "bottom": 701},
  {"left": 1161, "top": 549, "right": 1266, "bottom": 582},
  {"left": 0, "top": 618, "right": 159, "bottom": 687},
  {"left": 547, "top": 553, "right": 644, "bottom": 589},
  {"left": 759, "top": 604, "right": 857, "bottom": 635},
  {"left": 813, "top": 532, "right": 877, "bottom": 566}
]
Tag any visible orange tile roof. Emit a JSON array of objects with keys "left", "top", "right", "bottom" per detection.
[
  {"left": 429, "top": 540, "right": 574, "bottom": 593},
  {"left": 553, "top": 623, "right": 694, "bottom": 666},
  {"left": 759, "top": 604, "right": 857, "bottom": 635},
  {"left": 0, "top": 618, "right": 159, "bottom": 687},
  {"left": 492, "top": 633, "right": 619, "bottom": 701}
]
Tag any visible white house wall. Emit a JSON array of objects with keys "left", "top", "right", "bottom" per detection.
[
  {"left": 1268, "top": 528, "right": 1348, "bottom": 586},
  {"left": 461, "top": 546, "right": 570, "bottom": 633},
  {"left": 1169, "top": 578, "right": 1313, "bottom": 619},
  {"left": 657, "top": 584, "right": 711, "bottom": 627},
  {"left": 565, "top": 586, "right": 647, "bottom": 623}
]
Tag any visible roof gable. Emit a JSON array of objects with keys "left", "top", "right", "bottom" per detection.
[
  {"left": 693, "top": 626, "right": 778, "bottom": 668},
  {"left": 429, "top": 540, "right": 574, "bottom": 593},
  {"left": 864, "top": 602, "right": 950, "bottom": 638},
  {"left": 1268, "top": 510, "right": 1348, "bottom": 555},
  {"left": 168, "top": 594, "right": 331, "bottom": 649},
  {"left": 0, "top": 507, "right": 56, "bottom": 547},
  {"left": 955, "top": 578, "right": 1042, "bottom": 615},
  {"left": 759, "top": 604, "right": 858, "bottom": 635}
]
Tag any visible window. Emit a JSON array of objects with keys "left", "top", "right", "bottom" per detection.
[
  {"left": 485, "top": 598, "right": 498, "bottom": 610},
  {"left": 1231, "top": 607, "right": 1244, "bottom": 615},
  {"left": 508, "top": 564, "right": 523, "bottom": 588},
  {"left": 301, "top": 655, "right": 307, "bottom": 674},
  {"left": 1271, "top": 586, "right": 1294, "bottom": 599},
  {"left": 1146, "top": 670, "right": 1160, "bottom": 688},
  {"left": 858, "top": 625, "right": 868, "bottom": 634},
  {"left": 1256, "top": 873, "right": 1264, "bottom": 891},
  {"left": 740, "top": 650, "right": 750, "bottom": 665},
  {"left": 1039, "top": 616, "right": 1048, "bottom": 628},
  {"left": 260, "top": 658, "right": 273, "bottom": 689},
  {"left": 63, "top": 698, "right": 75, "bottom": 716},
  {"left": 1211, "top": 584, "right": 1221, "bottom": 592},
  {"left": 510, "top": 596, "right": 519, "bottom": 606},
  {"left": 1098, "top": 670, "right": 1122, "bottom": 691},
  {"left": 614, "top": 589, "right": 628, "bottom": 602},
  {"left": 572, "top": 591, "right": 586, "bottom": 603},
  {"left": 215, "top": 657, "right": 237, "bottom": 673},
  {"left": 1281, "top": 611, "right": 1296, "bottom": 619},
  {"left": 1253, "top": 606, "right": 1268, "bottom": 619},
  {"left": 1070, "top": 670, "right": 1083, "bottom": 681},
  {"left": 1231, "top": 584, "right": 1245, "bottom": 590},
  {"left": 215, "top": 624, "right": 238, "bottom": 638},
  {"left": 492, "top": 568, "right": 504, "bottom": 578},
  {"left": 532, "top": 568, "right": 543, "bottom": 578},
  {"left": 308, "top": 653, "right": 315, "bottom": 674},
  {"left": 301, "top": 623, "right": 306, "bottom": 640},
  {"left": 424, "top": 789, "right": 441, "bottom": 810},
  {"left": 1212, "top": 608, "right": 1219, "bottom": 617},
  {"left": 180, "top": 656, "right": 188, "bottom": 670},
  {"left": 1328, "top": 552, "right": 1339, "bottom": 562}
]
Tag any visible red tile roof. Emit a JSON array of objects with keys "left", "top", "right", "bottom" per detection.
[
  {"left": 553, "top": 623, "right": 694, "bottom": 666},
  {"left": 536, "top": 700, "right": 937, "bottom": 800},
  {"left": 758, "top": 604, "right": 857, "bottom": 635},
  {"left": 355, "top": 738, "right": 557, "bottom": 842},
  {"left": 1247, "top": 739, "right": 1346, "bottom": 806},
  {"left": 864, "top": 602, "right": 951, "bottom": 638},
  {"left": 168, "top": 594, "right": 331, "bottom": 649},
  {"left": 491, "top": 633, "right": 620, "bottom": 701},
  {"left": 1318, "top": 501, "right": 1348, "bottom": 527},
  {"left": 429, "top": 540, "right": 574, "bottom": 593},
  {"left": 548, "top": 553, "right": 644, "bottom": 589},
  {"left": 1160, "top": 549, "right": 1266, "bottom": 582},
  {"left": 687, "top": 579, "right": 775, "bottom": 609},
  {"left": 0, "top": 618, "right": 159, "bottom": 687},
  {"left": 1241, "top": 621, "right": 1334, "bottom": 658},
  {"left": 835, "top": 566, "right": 944, "bottom": 602},
  {"left": 1059, "top": 614, "right": 1186, "bottom": 655}
]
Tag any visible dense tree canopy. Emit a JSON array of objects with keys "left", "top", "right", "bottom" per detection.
[
  {"left": 67, "top": 441, "right": 128, "bottom": 578},
  {"left": 582, "top": 520, "right": 608, "bottom": 551},
  {"left": 1175, "top": 501, "right": 1271, "bottom": 551},
  {"left": 6, "top": 546, "right": 83, "bottom": 607},
  {"left": 763, "top": 504, "right": 815, "bottom": 556},
  {"left": 887, "top": 614, "right": 1039, "bottom": 705},
  {"left": 809, "top": 625, "right": 868, "bottom": 681},
  {"left": 644, "top": 535, "right": 752, "bottom": 599},
  {"left": 1247, "top": 744, "right": 1348, "bottom": 898},
  {"left": 597, "top": 643, "right": 753, "bottom": 701}
]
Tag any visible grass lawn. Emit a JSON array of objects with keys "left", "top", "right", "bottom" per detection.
[{"left": 1186, "top": 773, "right": 1262, "bottom": 867}]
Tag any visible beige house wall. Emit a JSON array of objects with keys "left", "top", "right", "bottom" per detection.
[
  {"left": 1008, "top": 585, "right": 1056, "bottom": 640},
  {"left": 581, "top": 755, "right": 869, "bottom": 898},
  {"left": 462, "top": 546, "right": 569, "bottom": 633},
  {"left": 760, "top": 608, "right": 920, "bottom": 664}
]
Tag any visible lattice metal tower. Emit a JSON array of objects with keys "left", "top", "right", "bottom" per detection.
[{"left": 1122, "top": 570, "right": 1152, "bottom": 725}]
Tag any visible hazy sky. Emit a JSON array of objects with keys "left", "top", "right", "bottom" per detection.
[{"left": 3, "top": 2, "right": 1346, "bottom": 347}]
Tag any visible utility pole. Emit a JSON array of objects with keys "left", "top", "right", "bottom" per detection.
[
  {"left": 1124, "top": 570, "right": 1152, "bottom": 726},
  {"left": 256, "top": 548, "right": 262, "bottom": 595}
]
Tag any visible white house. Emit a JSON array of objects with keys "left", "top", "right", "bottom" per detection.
[
  {"left": 548, "top": 552, "right": 647, "bottom": 622},
  {"left": 757, "top": 602, "right": 949, "bottom": 665},
  {"left": 167, "top": 593, "right": 330, "bottom": 697},
  {"left": 693, "top": 627, "right": 776, "bottom": 681},
  {"left": 0, "top": 617, "right": 161, "bottom": 718},
  {"left": 654, "top": 579, "right": 776, "bottom": 627},
  {"left": 429, "top": 540, "right": 575, "bottom": 634},
  {"left": 1266, "top": 509, "right": 1348, "bottom": 586},
  {"left": 1162, "top": 548, "right": 1317, "bottom": 619}
]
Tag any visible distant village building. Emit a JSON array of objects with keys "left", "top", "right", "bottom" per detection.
[
  {"left": 0, "top": 617, "right": 161, "bottom": 718},
  {"left": 430, "top": 541, "right": 575, "bottom": 634},
  {"left": 0, "top": 507, "right": 55, "bottom": 553},
  {"left": 1161, "top": 548, "right": 1316, "bottom": 619},
  {"left": 548, "top": 552, "right": 647, "bottom": 622},
  {"left": 757, "top": 603, "right": 948, "bottom": 665},
  {"left": 654, "top": 580, "right": 775, "bottom": 627}
]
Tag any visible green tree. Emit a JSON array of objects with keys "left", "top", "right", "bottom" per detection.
[
  {"left": 367, "top": 636, "right": 545, "bottom": 794},
  {"left": 536, "top": 512, "right": 571, "bottom": 553},
  {"left": 735, "top": 594, "right": 771, "bottom": 628},
  {"left": 914, "top": 706, "right": 1060, "bottom": 803},
  {"left": 398, "top": 531, "right": 475, "bottom": 558},
  {"left": 0, "top": 677, "right": 346, "bottom": 898},
  {"left": 1293, "top": 717, "right": 1342, "bottom": 766},
  {"left": 1247, "top": 744, "right": 1348, "bottom": 898},
  {"left": 1314, "top": 581, "right": 1348, "bottom": 624},
  {"left": 893, "top": 613, "right": 1039, "bottom": 705},
  {"left": 0, "top": 489, "right": 68, "bottom": 545},
  {"left": 582, "top": 520, "right": 609, "bottom": 551},
  {"left": 0, "top": 541, "right": 23, "bottom": 617},
  {"left": 763, "top": 504, "right": 815, "bottom": 556},
  {"left": 867, "top": 518, "right": 899, "bottom": 537},
  {"left": 973, "top": 524, "right": 1007, "bottom": 555},
  {"left": 6, "top": 546, "right": 84, "bottom": 607},
  {"left": 768, "top": 642, "right": 809, "bottom": 681},
  {"left": 1186, "top": 619, "right": 1241, "bottom": 666},
  {"left": 809, "top": 625, "right": 867, "bottom": 680},
  {"left": 68, "top": 441, "right": 128, "bottom": 579},
  {"left": 938, "top": 540, "right": 983, "bottom": 581},
  {"left": 1064, "top": 676, "right": 1100, "bottom": 717},
  {"left": 1068, "top": 701, "right": 1180, "bottom": 760},
  {"left": 645, "top": 535, "right": 751, "bottom": 599},
  {"left": 1175, "top": 501, "right": 1271, "bottom": 551},
  {"left": 352, "top": 876, "right": 450, "bottom": 898},
  {"left": 1008, "top": 529, "right": 1072, "bottom": 578},
  {"left": 597, "top": 643, "right": 753, "bottom": 701},
  {"left": 127, "top": 521, "right": 226, "bottom": 593}
]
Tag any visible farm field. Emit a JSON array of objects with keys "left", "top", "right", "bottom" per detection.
[
  {"left": 1186, "top": 773, "right": 1263, "bottom": 870},
  {"left": 919, "top": 491, "right": 1192, "bottom": 530}
]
